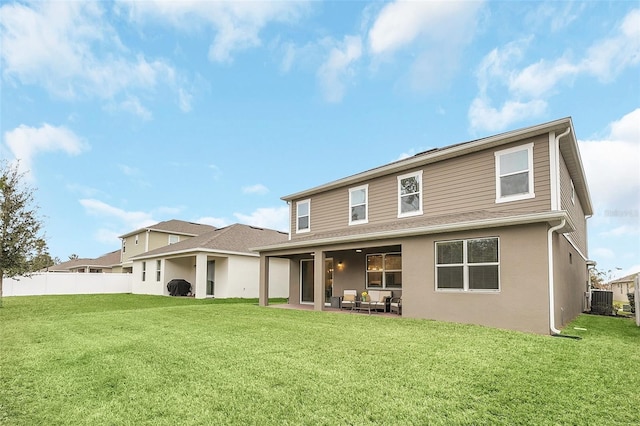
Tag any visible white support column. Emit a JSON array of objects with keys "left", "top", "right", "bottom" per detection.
[
  {"left": 194, "top": 253, "right": 208, "bottom": 299},
  {"left": 313, "top": 250, "right": 325, "bottom": 311}
]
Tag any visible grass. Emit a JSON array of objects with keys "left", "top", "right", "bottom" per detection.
[{"left": 1, "top": 294, "right": 638, "bottom": 425}]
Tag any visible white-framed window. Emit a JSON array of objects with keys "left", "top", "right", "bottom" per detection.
[
  {"left": 135, "top": 235, "right": 139, "bottom": 245},
  {"left": 570, "top": 179, "right": 575, "bottom": 205},
  {"left": 296, "top": 199, "right": 310, "bottom": 233},
  {"left": 436, "top": 237, "right": 499, "bottom": 291},
  {"left": 495, "top": 143, "right": 534, "bottom": 203},
  {"left": 123, "top": 240, "right": 126, "bottom": 253},
  {"left": 156, "top": 260, "right": 161, "bottom": 282},
  {"left": 168, "top": 235, "right": 179, "bottom": 244},
  {"left": 366, "top": 253, "right": 402, "bottom": 289},
  {"left": 349, "top": 184, "right": 369, "bottom": 225},
  {"left": 397, "top": 170, "right": 423, "bottom": 218},
  {"left": 142, "top": 261, "right": 146, "bottom": 282}
]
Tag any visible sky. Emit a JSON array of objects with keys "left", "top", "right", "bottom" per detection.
[{"left": 1, "top": 0, "right": 638, "bottom": 280}]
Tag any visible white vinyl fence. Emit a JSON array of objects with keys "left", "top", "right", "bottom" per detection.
[{"left": 2, "top": 273, "right": 133, "bottom": 297}]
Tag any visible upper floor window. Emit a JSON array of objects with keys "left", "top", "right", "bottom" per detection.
[
  {"left": 349, "top": 184, "right": 369, "bottom": 225},
  {"left": 495, "top": 143, "right": 534, "bottom": 203},
  {"left": 122, "top": 240, "right": 126, "bottom": 253},
  {"left": 135, "top": 235, "right": 139, "bottom": 245},
  {"left": 436, "top": 237, "right": 499, "bottom": 291},
  {"left": 168, "top": 234, "right": 179, "bottom": 244},
  {"left": 570, "top": 179, "right": 575, "bottom": 205},
  {"left": 296, "top": 199, "right": 310, "bottom": 233},
  {"left": 397, "top": 170, "right": 423, "bottom": 218}
]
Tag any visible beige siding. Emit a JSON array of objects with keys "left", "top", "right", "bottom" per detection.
[
  {"left": 559, "top": 155, "right": 588, "bottom": 256},
  {"left": 121, "top": 232, "right": 148, "bottom": 263},
  {"left": 290, "top": 134, "right": 552, "bottom": 239}
]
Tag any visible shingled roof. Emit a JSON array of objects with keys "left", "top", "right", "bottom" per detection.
[
  {"left": 130, "top": 224, "right": 288, "bottom": 259},
  {"left": 118, "top": 219, "right": 216, "bottom": 238},
  {"left": 47, "top": 249, "right": 121, "bottom": 271}
]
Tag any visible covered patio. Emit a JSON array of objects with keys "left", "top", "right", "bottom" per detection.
[{"left": 258, "top": 240, "right": 403, "bottom": 314}]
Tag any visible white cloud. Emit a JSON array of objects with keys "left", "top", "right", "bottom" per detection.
[
  {"left": 3, "top": 123, "right": 88, "bottom": 177},
  {"left": 580, "top": 109, "right": 640, "bottom": 268},
  {"left": 367, "top": 0, "right": 483, "bottom": 92},
  {"left": 579, "top": 109, "right": 640, "bottom": 215},
  {"left": 591, "top": 247, "right": 615, "bottom": 259},
  {"left": 94, "top": 228, "right": 122, "bottom": 245},
  {"left": 79, "top": 199, "right": 184, "bottom": 247},
  {"left": 234, "top": 206, "right": 289, "bottom": 232},
  {"left": 178, "top": 88, "right": 193, "bottom": 113},
  {"left": 119, "top": 0, "right": 309, "bottom": 63},
  {"left": 196, "top": 216, "right": 231, "bottom": 228},
  {"left": 600, "top": 224, "right": 640, "bottom": 237},
  {"left": 317, "top": 35, "right": 362, "bottom": 102},
  {"left": 469, "top": 8, "right": 640, "bottom": 132},
  {"left": 79, "top": 199, "right": 156, "bottom": 231},
  {"left": 368, "top": 1, "right": 483, "bottom": 56},
  {"left": 119, "top": 96, "right": 152, "bottom": 120},
  {"left": 242, "top": 184, "right": 269, "bottom": 195},
  {"left": 396, "top": 149, "right": 417, "bottom": 161},
  {"left": 468, "top": 97, "right": 547, "bottom": 133},
  {"left": 0, "top": 1, "right": 184, "bottom": 113},
  {"left": 117, "top": 164, "right": 141, "bottom": 177}
]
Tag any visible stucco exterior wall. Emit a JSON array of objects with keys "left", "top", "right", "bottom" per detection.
[
  {"left": 553, "top": 234, "right": 589, "bottom": 328},
  {"left": 402, "top": 224, "right": 551, "bottom": 334}
]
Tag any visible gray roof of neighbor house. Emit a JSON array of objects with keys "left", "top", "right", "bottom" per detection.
[
  {"left": 129, "top": 224, "right": 289, "bottom": 259},
  {"left": 118, "top": 219, "right": 216, "bottom": 239},
  {"left": 282, "top": 117, "right": 593, "bottom": 216},
  {"left": 47, "top": 249, "right": 121, "bottom": 271},
  {"left": 609, "top": 272, "right": 640, "bottom": 285}
]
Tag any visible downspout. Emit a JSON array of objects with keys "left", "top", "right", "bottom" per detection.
[
  {"left": 548, "top": 127, "right": 572, "bottom": 335},
  {"left": 548, "top": 218, "right": 566, "bottom": 335}
]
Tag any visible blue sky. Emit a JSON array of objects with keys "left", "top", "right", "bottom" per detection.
[{"left": 1, "top": 1, "right": 638, "bottom": 279}]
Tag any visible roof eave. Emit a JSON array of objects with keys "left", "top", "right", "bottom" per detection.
[
  {"left": 254, "top": 211, "right": 574, "bottom": 252},
  {"left": 130, "top": 247, "right": 258, "bottom": 261}
]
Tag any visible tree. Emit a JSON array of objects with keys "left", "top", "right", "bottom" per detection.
[
  {"left": 0, "top": 161, "right": 48, "bottom": 307},
  {"left": 589, "top": 267, "right": 615, "bottom": 290},
  {"left": 68, "top": 253, "right": 79, "bottom": 260}
]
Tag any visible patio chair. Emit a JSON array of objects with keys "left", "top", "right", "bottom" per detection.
[
  {"left": 362, "top": 290, "right": 392, "bottom": 312},
  {"left": 390, "top": 296, "right": 402, "bottom": 315},
  {"left": 340, "top": 290, "right": 357, "bottom": 310}
]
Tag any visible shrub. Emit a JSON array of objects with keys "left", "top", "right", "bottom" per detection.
[{"left": 628, "top": 293, "right": 635, "bottom": 314}]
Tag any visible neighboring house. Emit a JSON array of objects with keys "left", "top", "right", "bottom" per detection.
[
  {"left": 47, "top": 250, "right": 121, "bottom": 273},
  {"left": 129, "top": 224, "right": 290, "bottom": 299},
  {"left": 118, "top": 219, "right": 216, "bottom": 273},
  {"left": 256, "top": 117, "right": 593, "bottom": 335},
  {"left": 609, "top": 273, "right": 638, "bottom": 304}
]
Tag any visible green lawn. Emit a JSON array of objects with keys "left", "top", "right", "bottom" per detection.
[{"left": 1, "top": 294, "right": 638, "bottom": 425}]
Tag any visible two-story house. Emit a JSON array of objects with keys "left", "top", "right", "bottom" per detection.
[
  {"left": 117, "top": 219, "right": 216, "bottom": 273},
  {"left": 128, "top": 223, "right": 290, "bottom": 299},
  {"left": 256, "top": 117, "right": 593, "bottom": 334}
]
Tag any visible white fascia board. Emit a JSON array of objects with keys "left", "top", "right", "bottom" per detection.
[
  {"left": 131, "top": 248, "right": 259, "bottom": 261},
  {"left": 254, "top": 211, "right": 574, "bottom": 253}
]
